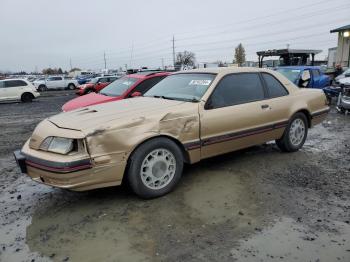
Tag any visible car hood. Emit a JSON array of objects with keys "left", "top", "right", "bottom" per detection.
[
  {"left": 79, "top": 83, "right": 94, "bottom": 89},
  {"left": 339, "top": 77, "right": 350, "bottom": 85},
  {"left": 62, "top": 93, "right": 118, "bottom": 112},
  {"left": 50, "top": 97, "right": 187, "bottom": 132}
]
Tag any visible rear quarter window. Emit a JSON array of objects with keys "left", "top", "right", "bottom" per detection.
[
  {"left": 262, "top": 73, "right": 288, "bottom": 98},
  {"left": 4, "top": 80, "right": 28, "bottom": 88}
]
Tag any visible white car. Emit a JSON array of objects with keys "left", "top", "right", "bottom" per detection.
[
  {"left": 335, "top": 68, "right": 350, "bottom": 83},
  {"left": 0, "top": 79, "right": 40, "bottom": 102},
  {"left": 339, "top": 76, "right": 350, "bottom": 86},
  {"left": 33, "top": 76, "right": 78, "bottom": 91}
]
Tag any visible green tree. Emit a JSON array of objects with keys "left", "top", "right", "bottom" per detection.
[{"left": 234, "top": 43, "right": 246, "bottom": 67}]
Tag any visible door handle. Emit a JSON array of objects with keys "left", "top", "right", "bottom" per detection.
[{"left": 261, "top": 104, "right": 269, "bottom": 109}]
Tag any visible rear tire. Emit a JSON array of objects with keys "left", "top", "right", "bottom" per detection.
[
  {"left": 127, "top": 138, "right": 184, "bottom": 199},
  {"left": 67, "top": 83, "right": 75, "bottom": 90},
  {"left": 21, "top": 93, "right": 34, "bottom": 103},
  {"left": 276, "top": 113, "right": 308, "bottom": 152}
]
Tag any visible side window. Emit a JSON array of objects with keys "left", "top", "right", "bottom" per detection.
[
  {"left": 262, "top": 73, "right": 288, "bottom": 98},
  {"left": 50, "top": 77, "right": 60, "bottom": 81},
  {"left": 4, "top": 80, "right": 28, "bottom": 87},
  {"left": 312, "top": 70, "right": 320, "bottom": 78},
  {"left": 99, "top": 78, "right": 109, "bottom": 83},
  {"left": 132, "top": 76, "right": 166, "bottom": 95},
  {"left": 208, "top": 73, "right": 265, "bottom": 109},
  {"left": 0, "top": 81, "right": 4, "bottom": 88}
]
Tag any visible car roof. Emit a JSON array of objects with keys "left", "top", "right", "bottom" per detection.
[
  {"left": 276, "top": 66, "right": 321, "bottom": 70},
  {"left": 175, "top": 67, "right": 277, "bottom": 75},
  {"left": 125, "top": 71, "right": 171, "bottom": 79},
  {"left": 0, "top": 78, "right": 29, "bottom": 82}
]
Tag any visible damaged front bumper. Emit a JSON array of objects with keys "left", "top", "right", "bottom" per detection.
[{"left": 13, "top": 142, "right": 127, "bottom": 191}]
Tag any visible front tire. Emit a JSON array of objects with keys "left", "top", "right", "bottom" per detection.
[
  {"left": 276, "top": 113, "right": 308, "bottom": 152},
  {"left": 127, "top": 138, "right": 184, "bottom": 199},
  {"left": 38, "top": 85, "right": 47, "bottom": 92},
  {"left": 21, "top": 93, "right": 34, "bottom": 103},
  {"left": 67, "top": 83, "right": 75, "bottom": 90}
]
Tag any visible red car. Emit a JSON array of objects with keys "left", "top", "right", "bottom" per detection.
[
  {"left": 76, "top": 76, "right": 119, "bottom": 95},
  {"left": 62, "top": 72, "right": 170, "bottom": 112}
]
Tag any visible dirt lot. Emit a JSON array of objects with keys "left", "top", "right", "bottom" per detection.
[{"left": 0, "top": 91, "right": 349, "bottom": 262}]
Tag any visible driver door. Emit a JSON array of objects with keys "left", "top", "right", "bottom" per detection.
[{"left": 200, "top": 73, "right": 276, "bottom": 159}]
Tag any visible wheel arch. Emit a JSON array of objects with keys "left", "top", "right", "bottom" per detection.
[
  {"left": 292, "top": 109, "right": 312, "bottom": 128},
  {"left": 128, "top": 134, "right": 191, "bottom": 164}
]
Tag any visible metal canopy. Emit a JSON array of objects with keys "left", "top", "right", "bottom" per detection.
[
  {"left": 256, "top": 48, "right": 321, "bottom": 56},
  {"left": 330, "top": 24, "right": 350, "bottom": 33},
  {"left": 256, "top": 48, "right": 322, "bottom": 68}
]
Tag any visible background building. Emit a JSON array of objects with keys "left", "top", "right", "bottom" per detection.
[{"left": 330, "top": 24, "right": 350, "bottom": 67}]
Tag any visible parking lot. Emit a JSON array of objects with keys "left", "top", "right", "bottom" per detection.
[{"left": 0, "top": 91, "right": 349, "bottom": 261}]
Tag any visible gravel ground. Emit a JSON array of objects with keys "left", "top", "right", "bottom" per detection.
[{"left": 0, "top": 91, "right": 349, "bottom": 262}]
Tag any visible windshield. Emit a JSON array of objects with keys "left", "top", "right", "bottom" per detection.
[
  {"left": 144, "top": 73, "right": 216, "bottom": 102},
  {"left": 344, "top": 68, "right": 350, "bottom": 75},
  {"left": 99, "top": 76, "right": 138, "bottom": 96},
  {"left": 276, "top": 68, "right": 301, "bottom": 82},
  {"left": 88, "top": 78, "right": 99, "bottom": 84}
]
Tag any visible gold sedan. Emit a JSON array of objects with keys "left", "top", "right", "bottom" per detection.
[{"left": 14, "top": 68, "right": 329, "bottom": 198}]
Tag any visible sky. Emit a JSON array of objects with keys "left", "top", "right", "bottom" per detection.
[{"left": 0, "top": 0, "right": 349, "bottom": 72}]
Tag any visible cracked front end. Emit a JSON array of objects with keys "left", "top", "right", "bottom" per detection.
[{"left": 15, "top": 119, "right": 127, "bottom": 191}]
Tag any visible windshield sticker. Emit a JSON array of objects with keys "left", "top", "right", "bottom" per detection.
[
  {"left": 189, "top": 80, "right": 212, "bottom": 86},
  {"left": 122, "top": 81, "right": 133, "bottom": 85},
  {"left": 292, "top": 70, "right": 300, "bottom": 72}
]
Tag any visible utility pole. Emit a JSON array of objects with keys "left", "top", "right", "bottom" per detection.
[
  {"left": 129, "top": 42, "right": 134, "bottom": 69},
  {"left": 103, "top": 51, "right": 107, "bottom": 69},
  {"left": 172, "top": 35, "right": 176, "bottom": 68},
  {"left": 69, "top": 58, "right": 72, "bottom": 70},
  {"left": 161, "top": 58, "right": 164, "bottom": 70}
]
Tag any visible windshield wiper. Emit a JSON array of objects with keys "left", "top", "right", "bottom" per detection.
[
  {"left": 148, "top": 95, "right": 199, "bottom": 102},
  {"left": 178, "top": 97, "right": 200, "bottom": 102},
  {"left": 149, "top": 95, "right": 177, "bottom": 100}
]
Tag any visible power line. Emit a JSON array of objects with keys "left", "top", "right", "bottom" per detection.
[
  {"left": 70, "top": 0, "right": 347, "bottom": 64},
  {"left": 71, "top": 6, "right": 349, "bottom": 66},
  {"left": 175, "top": 17, "right": 349, "bottom": 50},
  {"left": 76, "top": 16, "right": 347, "bottom": 66},
  {"left": 176, "top": 3, "right": 350, "bottom": 42}
]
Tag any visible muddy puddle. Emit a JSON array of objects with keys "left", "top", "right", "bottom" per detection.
[
  {"left": 230, "top": 217, "right": 350, "bottom": 261},
  {"left": 1, "top": 151, "right": 274, "bottom": 262}
]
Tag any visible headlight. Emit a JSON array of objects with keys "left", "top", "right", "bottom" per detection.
[{"left": 39, "top": 137, "right": 75, "bottom": 155}]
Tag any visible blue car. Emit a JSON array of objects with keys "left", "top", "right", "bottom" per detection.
[
  {"left": 275, "top": 66, "right": 331, "bottom": 89},
  {"left": 76, "top": 75, "right": 95, "bottom": 85}
]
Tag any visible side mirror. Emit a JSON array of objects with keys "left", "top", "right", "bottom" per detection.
[{"left": 131, "top": 91, "right": 142, "bottom": 97}]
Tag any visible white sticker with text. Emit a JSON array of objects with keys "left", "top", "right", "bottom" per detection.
[{"left": 189, "top": 80, "right": 212, "bottom": 86}]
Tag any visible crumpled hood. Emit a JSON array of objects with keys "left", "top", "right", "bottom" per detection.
[{"left": 49, "top": 97, "right": 186, "bottom": 132}]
